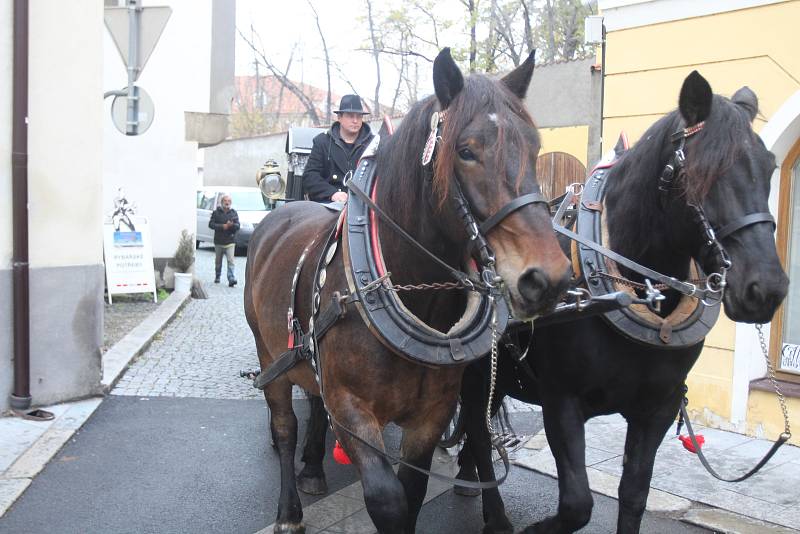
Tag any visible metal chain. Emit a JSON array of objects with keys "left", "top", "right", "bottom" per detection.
[
  {"left": 486, "top": 296, "right": 499, "bottom": 436},
  {"left": 359, "top": 272, "right": 476, "bottom": 294},
  {"left": 755, "top": 324, "right": 792, "bottom": 437}
]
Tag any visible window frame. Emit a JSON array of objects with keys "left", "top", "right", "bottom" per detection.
[{"left": 769, "top": 136, "right": 800, "bottom": 383}]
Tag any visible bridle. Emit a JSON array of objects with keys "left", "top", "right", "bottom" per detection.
[
  {"left": 656, "top": 120, "right": 776, "bottom": 304},
  {"left": 419, "top": 108, "right": 550, "bottom": 289}
]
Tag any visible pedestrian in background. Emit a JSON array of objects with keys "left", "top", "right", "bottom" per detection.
[
  {"left": 208, "top": 194, "right": 240, "bottom": 286},
  {"left": 302, "top": 94, "right": 374, "bottom": 203}
]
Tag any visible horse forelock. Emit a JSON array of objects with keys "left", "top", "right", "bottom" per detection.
[
  {"left": 681, "top": 94, "right": 760, "bottom": 202},
  {"left": 433, "top": 74, "right": 538, "bottom": 207}
]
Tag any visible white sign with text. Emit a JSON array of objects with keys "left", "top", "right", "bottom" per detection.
[
  {"left": 780, "top": 343, "right": 800, "bottom": 374},
  {"left": 103, "top": 217, "right": 157, "bottom": 304}
]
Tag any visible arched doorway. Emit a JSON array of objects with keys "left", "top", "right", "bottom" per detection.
[{"left": 536, "top": 151, "right": 587, "bottom": 199}]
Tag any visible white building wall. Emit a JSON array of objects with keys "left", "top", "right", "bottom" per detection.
[
  {"left": 29, "top": 2, "right": 104, "bottom": 268},
  {"left": 102, "top": 0, "right": 213, "bottom": 259}
]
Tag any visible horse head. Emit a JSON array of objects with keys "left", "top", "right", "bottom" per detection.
[
  {"left": 674, "top": 71, "right": 788, "bottom": 322},
  {"left": 416, "top": 48, "right": 571, "bottom": 319}
]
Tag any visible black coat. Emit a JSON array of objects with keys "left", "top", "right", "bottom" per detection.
[
  {"left": 208, "top": 207, "right": 240, "bottom": 246},
  {"left": 302, "top": 122, "right": 373, "bottom": 201}
]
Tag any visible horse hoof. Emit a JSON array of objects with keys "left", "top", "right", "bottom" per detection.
[
  {"left": 454, "top": 485, "right": 481, "bottom": 497},
  {"left": 273, "top": 522, "right": 305, "bottom": 534},
  {"left": 297, "top": 475, "right": 328, "bottom": 495}
]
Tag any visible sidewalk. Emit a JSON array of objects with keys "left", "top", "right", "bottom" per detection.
[
  {"left": 0, "top": 290, "right": 190, "bottom": 518},
  {"left": 515, "top": 413, "right": 800, "bottom": 532}
]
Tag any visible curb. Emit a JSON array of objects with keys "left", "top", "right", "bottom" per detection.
[
  {"left": 101, "top": 291, "right": 191, "bottom": 392},
  {"left": 0, "top": 291, "right": 191, "bottom": 519},
  {"left": 514, "top": 430, "right": 798, "bottom": 533}
]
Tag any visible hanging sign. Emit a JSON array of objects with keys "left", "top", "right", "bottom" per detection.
[{"left": 103, "top": 216, "right": 157, "bottom": 304}]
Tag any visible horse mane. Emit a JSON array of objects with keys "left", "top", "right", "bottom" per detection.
[
  {"left": 605, "top": 93, "right": 756, "bottom": 258},
  {"left": 376, "top": 74, "right": 537, "bottom": 225}
]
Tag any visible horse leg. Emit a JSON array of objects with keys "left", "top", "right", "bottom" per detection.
[
  {"left": 458, "top": 369, "right": 513, "bottom": 533},
  {"left": 523, "top": 397, "right": 592, "bottom": 534},
  {"left": 617, "top": 400, "right": 680, "bottom": 533},
  {"left": 264, "top": 379, "right": 305, "bottom": 533},
  {"left": 297, "top": 394, "right": 329, "bottom": 495},
  {"left": 396, "top": 408, "right": 458, "bottom": 534},
  {"left": 334, "top": 408, "right": 407, "bottom": 533}
]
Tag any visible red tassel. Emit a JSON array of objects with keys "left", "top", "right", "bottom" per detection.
[
  {"left": 678, "top": 434, "right": 705, "bottom": 453},
  {"left": 333, "top": 440, "right": 352, "bottom": 465}
]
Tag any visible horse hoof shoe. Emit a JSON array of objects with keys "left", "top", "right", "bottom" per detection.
[{"left": 297, "top": 476, "right": 328, "bottom": 495}]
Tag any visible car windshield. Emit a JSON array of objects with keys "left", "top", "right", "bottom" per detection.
[{"left": 229, "top": 191, "right": 267, "bottom": 211}]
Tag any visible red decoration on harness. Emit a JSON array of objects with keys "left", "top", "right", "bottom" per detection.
[
  {"left": 333, "top": 440, "right": 352, "bottom": 464},
  {"left": 678, "top": 433, "right": 704, "bottom": 453}
]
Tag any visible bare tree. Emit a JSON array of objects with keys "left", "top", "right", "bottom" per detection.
[
  {"left": 238, "top": 27, "right": 322, "bottom": 125},
  {"left": 308, "top": 1, "right": 332, "bottom": 124},
  {"left": 365, "top": 0, "right": 382, "bottom": 117},
  {"left": 461, "top": 0, "right": 480, "bottom": 73}
]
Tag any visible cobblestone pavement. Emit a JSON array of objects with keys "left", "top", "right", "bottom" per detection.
[{"left": 112, "top": 247, "right": 263, "bottom": 399}]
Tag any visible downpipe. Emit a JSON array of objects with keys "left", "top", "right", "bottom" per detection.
[
  {"left": 10, "top": 0, "right": 31, "bottom": 411},
  {"left": 10, "top": 0, "right": 52, "bottom": 420}
]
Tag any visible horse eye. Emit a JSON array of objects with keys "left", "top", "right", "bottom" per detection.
[{"left": 458, "top": 148, "right": 476, "bottom": 161}]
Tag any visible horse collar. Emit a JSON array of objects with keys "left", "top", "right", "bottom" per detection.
[
  {"left": 575, "top": 166, "right": 720, "bottom": 348},
  {"left": 344, "top": 147, "right": 509, "bottom": 367}
]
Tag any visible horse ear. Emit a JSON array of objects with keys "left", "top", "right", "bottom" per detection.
[
  {"left": 501, "top": 50, "right": 536, "bottom": 100},
  {"left": 433, "top": 48, "right": 464, "bottom": 110},
  {"left": 732, "top": 86, "right": 759, "bottom": 122},
  {"left": 678, "top": 70, "right": 713, "bottom": 125}
]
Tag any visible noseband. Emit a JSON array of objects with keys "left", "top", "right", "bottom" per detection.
[{"left": 657, "top": 121, "right": 776, "bottom": 297}]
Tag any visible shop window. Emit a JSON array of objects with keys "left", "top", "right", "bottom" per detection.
[{"left": 771, "top": 138, "right": 800, "bottom": 382}]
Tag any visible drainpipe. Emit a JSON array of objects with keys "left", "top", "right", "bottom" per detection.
[{"left": 10, "top": 0, "right": 30, "bottom": 411}]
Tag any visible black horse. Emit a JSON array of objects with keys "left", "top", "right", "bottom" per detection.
[{"left": 455, "top": 71, "right": 789, "bottom": 534}]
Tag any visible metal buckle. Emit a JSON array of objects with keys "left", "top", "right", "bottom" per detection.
[{"left": 644, "top": 279, "right": 665, "bottom": 313}]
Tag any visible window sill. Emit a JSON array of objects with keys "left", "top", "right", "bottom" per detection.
[{"left": 750, "top": 377, "right": 800, "bottom": 398}]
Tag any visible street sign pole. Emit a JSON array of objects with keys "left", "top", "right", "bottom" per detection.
[
  {"left": 126, "top": 0, "right": 141, "bottom": 135},
  {"left": 104, "top": 1, "right": 170, "bottom": 136}
]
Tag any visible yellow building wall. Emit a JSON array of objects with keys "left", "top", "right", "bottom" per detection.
[
  {"left": 747, "top": 390, "right": 800, "bottom": 446},
  {"left": 603, "top": 1, "right": 800, "bottom": 431},
  {"left": 538, "top": 126, "right": 589, "bottom": 167}
]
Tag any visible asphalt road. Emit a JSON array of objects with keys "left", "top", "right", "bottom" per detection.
[{"left": 0, "top": 249, "right": 709, "bottom": 533}]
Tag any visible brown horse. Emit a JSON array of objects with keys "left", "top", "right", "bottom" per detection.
[{"left": 244, "top": 48, "right": 571, "bottom": 533}]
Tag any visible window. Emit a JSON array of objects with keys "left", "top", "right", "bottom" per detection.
[{"left": 771, "top": 138, "right": 800, "bottom": 381}]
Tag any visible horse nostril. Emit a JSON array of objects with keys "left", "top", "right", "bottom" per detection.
[
  {"left": 745, "top": 281, "right": 763, "bottom": 306},
  {"left": 518, "top": 267, "right": 549, "bottom": 305}
]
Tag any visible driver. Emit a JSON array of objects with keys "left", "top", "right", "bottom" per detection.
[{"left": 302, "top": 95, "right": 374, "bottom": 203}]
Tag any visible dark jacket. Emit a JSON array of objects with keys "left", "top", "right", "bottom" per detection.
[
  {"left": 208, "top": 207, "right": 240, "bottom": 246},
  {"left": 302, "top": 122, "right": 374, "bottom": 201}
]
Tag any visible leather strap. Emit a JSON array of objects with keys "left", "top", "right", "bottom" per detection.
[
  {"left": 715, "top": 212, "right": 775, "bottom": 241},
  {"left": 680, "top": 403, "right": 789, "bottom": 482},
  {"left": 479, "top": 192, "right": 549, "bottom": 235},
  {"left": 253, "top": 347, "right": 309, "bottom": 389}
]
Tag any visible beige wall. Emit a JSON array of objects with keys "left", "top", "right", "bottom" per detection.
[
  {"left": 539, "top": 126, "right": 590, "bottom": 167},
  {"left": 28, "top": 2, "right": 104, "bottom": 268}
]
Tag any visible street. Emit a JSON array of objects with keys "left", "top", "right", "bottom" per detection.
[{"left": 0, "top": 248, "right": 708, "bottom": 534}]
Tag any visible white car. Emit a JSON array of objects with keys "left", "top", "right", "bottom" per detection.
[{"left": 196, "top": 186, "right": 276, "bottom": 253}]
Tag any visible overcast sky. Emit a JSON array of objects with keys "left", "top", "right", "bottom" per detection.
[{"left": 235, "top": 0, "right": 468, "bottom": 110}]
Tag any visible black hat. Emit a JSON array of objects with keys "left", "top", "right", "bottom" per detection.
[{"left": 334, "top": 94, "right": 368, "bottom": 115}]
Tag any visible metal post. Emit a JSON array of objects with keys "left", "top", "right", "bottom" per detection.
[{"left": 126, "top": 0, "right": 141, "bottom": 135}]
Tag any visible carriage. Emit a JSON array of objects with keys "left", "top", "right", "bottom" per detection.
[{"left": 243, "top": 49, "right": 790, "bottom": 534}]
